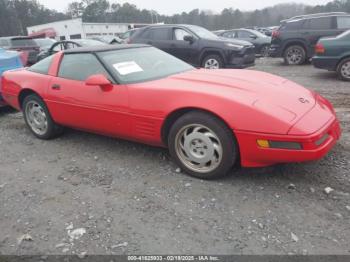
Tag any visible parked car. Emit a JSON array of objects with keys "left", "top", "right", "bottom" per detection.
[
  {"left": 37, "top": 39, "right": 106, "bottom": 61},
  {"left": 0, "top": 48, "right": 23, "bottom": 107},
  {"left": 270, "top": 12, "right": 350, "bottom": 65},
  {"left": 218, "top": 29, "right": 271, "bottom": 57},
  {"left": 0, "top": 36, "right": 40, "bottom": 65},
  {"left": 312, "top": 30, "right": 350, "bottom": 81},
  {"left": 1, "top": 45, "right": 341, "bottom": 179},
  {"left": 129, "top": 24, "right": 255, "bottom": 69}
]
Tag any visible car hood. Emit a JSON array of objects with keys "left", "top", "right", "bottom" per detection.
[{"left": 163, "top": 69, "right": 316, "bottom": 133}]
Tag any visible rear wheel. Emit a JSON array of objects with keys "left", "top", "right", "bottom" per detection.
[
  {"left": 22, "top": 94, "right": 63, "bottom": 139},
  {"left": 284, "top": 45, "right": 306, "bottom": 65},
  {"left": 168, "top": 111, "right": 238, "bottom": 179},
  {"left": 202, "top": 54, "right": 223, "bottom": 69},
  {"left": 336, "top": 58, "right": 350, "bottom": 81}
]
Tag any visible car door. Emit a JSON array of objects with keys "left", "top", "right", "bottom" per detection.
[
  {"left": 170, "top": 27, "right": 199, "bottom": 65},
  {"left": 46, "top": 52, "right": 130, "bottom": 137},
  {"left": 142, "top": 27, "right": 173, "bottom": 53}
]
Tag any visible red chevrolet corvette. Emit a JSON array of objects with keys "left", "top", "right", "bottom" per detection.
[{"left": 1, "top": 45, "right": 341, "bottom": 179}]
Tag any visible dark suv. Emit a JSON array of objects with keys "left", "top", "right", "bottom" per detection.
[
  {"left": 129, "top": 24, "right": 255, "bottom": 69},
  {"left": 0, "top": 36, "right": 40, "bottom": 65},
  {"left": 270, "top": 12, "right": 350, "bottom": 65}
]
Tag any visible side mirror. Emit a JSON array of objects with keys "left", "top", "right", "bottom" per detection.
[
  {"left": 250, "top": 35, "right": 257, "bottom": 39},
  {"left": 183, "top": 35, "right": 195, "bottom": 43},
  {"left": 85, "top": 74, "right": 112, "bottom": 90}
]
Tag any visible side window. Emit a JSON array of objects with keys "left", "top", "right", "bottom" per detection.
[
  {"left": 28, "top": 55, "right": 54, "bottom": 75},
  {"left": 222, "top": 31, "right": 235, "bottom": 38},
  {"left": 147, "top": 28, "right": 171, "bottom": 40},
  {"left": 305, "top": 17, "right": 332, "bottom": 30},
  {"left": 174, "top": 28, "right": 191, "bottom": 41},
  {"left": 284, "top": 20, "right": 303, "bottom": 30},
  {"left": 337, "top": 16, "right": 350, "bottom": 29},
  {"left": 58, "top": 53, "right": 110, "bottom": 81},
  {"left": 237, "top": 31, "right": 254, "bottom": 38}
]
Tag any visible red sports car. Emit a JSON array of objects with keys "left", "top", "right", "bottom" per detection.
[{"left": 1, "top": 45, "right": 341, "bottom": 179}]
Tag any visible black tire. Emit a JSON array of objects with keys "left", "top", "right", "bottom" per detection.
[
  {"left": 336, "top": 57, "right": 350, "bottom": 81},
  {"left": 168, "top": 111, "right": 238, "bottom": 179},
  {"left": 22, "top": 94, "right": 64, "bottom": 139},
  {"left": 260, "top": 45, "right": 270, "bottom": 57},
  {"left": 283, "top": 45, "right": 306, "bottom": 65},
  {"left": 201, "top": 54, "right": 224, "bottom": 69}
]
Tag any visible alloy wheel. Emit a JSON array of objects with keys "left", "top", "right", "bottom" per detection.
[
  {"left": 175, "top": 124, "right": 223, "bottom": 173},
  {"left": 286, "top": 48, "right": 303, "bottom": 65},
  {"left": 341, "top": 61, "right": 350, "bottom": 80},
  {"left": 25, "top": 101, "right": 48, "bottom": 136},
  {"left": 204, "top": 59, "right": 220, "bottom": 69}
]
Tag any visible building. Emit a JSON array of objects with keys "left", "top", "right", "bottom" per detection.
[{"left": 27, "top": 18, "right": 148, "bottom": 40}]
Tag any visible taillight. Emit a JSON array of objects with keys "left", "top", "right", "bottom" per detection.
[
  {"left": 272, "top": 30, "right": 280, "bottom": 38},
  {"left": 126, "top": 38, "right": 131, "bottom": 44},
  {"left": 315, "top": 43, "right": 325, "bottom": 54}
]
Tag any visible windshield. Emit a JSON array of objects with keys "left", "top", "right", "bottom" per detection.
[
  {"left": 35, "top": 39, "right": 56, "bottom": 48},
  {"left": 75, "top": 39, "right": 106, "bottom": 46},
  {"left": 187, "top": 25, "right": 219, "bottom": 39},
  {"left": 98, "top": 47, "right": 193, "bottom": 84}
]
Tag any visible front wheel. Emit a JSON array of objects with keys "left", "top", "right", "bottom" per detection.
[
  {"left": 202, "top": 55, "right": 223, "bottom": 69},
  {"left": 22, "top": 94, "right": 63, "bottom": 139},
  {"left": 168, "top": 111, "right": 238, "bottom": 179},
  {"left": 336, "top": 58, "right": 350, "bottom": 81},
  {"left": 284, "top": 45, "right": 306, "bottom": 65}
]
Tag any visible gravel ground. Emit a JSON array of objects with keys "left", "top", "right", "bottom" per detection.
[{"left": 0, "top": 58, "right": 349, "bottom": 256}]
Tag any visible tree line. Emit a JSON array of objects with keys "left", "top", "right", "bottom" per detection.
[{"left": 1, "top": 0, "right": 350, "bottom": 37}]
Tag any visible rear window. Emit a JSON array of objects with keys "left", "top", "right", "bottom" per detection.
[
  {"left": 337, "top": 16, "right": 350, "bottom": 29},
  {"left": 28, "top": 55, "right": 54, "bottom": 75},
  {"left": 11, "top": 38, "right": 37, "bottom": 47}
]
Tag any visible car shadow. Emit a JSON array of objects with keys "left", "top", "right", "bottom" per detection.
[
  {"left": 312, "top": 71, "right": 338, "bottom": 80},
  {"left": 0, "top": 106, "right": 17, "bottom": 116},
  {"left": 60, "top": 127, "right": 340, "bottom": 188}
]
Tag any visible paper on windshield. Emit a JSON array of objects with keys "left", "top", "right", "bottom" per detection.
[{"left": 113, "top": 61, "right": 143, "bottom": 75}]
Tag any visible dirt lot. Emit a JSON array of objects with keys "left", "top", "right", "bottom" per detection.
[{"left": 0, "top": 58, "right": 349, "bottom": 256}]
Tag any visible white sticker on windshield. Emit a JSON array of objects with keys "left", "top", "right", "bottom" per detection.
[{"left": 113, "top": 61, "right": 143, "bottom": 75}]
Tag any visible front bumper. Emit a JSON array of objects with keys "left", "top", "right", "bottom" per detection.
[
  {"left": 312, "top": 56, "right": 339, "bottom": 71},
  {"left": 235, "top": 118, "right": 341, "bottom": 168},
  {"left": 269, "top": 44, "right": 283, "bottom": 58},
  {"left": 226, "top": 47, "right": 256, "bottom": 68}
]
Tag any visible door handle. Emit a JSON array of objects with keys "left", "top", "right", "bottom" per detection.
[{"left": 51, "top": 84, "right": 61, "bottom": 90}]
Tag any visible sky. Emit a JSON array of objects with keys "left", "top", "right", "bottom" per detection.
[{"left": 38, "top": 0, "right": 332, "bottom": 15}]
